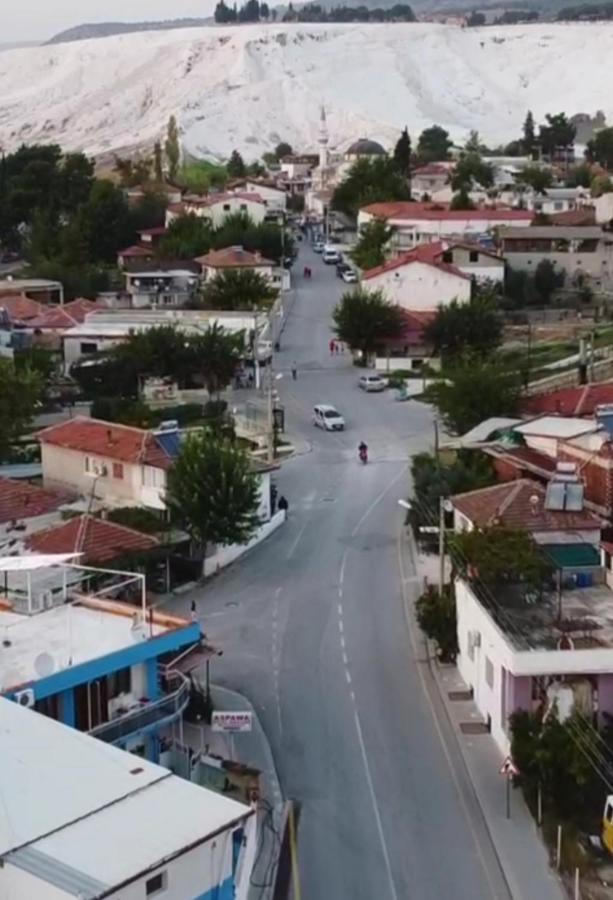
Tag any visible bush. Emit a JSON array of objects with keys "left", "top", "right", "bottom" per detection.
[
  {"left": 416, "top": 584, "right": 458, "bottom": 662},
  {"left": 107, "top": 507, "right": 167, "bottom": 535}
]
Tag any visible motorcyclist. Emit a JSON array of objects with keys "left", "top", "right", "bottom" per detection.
[{"left": 358, "top": 441, "right": 368, "bottom": 462}]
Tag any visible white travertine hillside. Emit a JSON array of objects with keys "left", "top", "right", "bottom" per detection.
[{"left": 0, "top": 22, "right": 608, "bottom": 159}]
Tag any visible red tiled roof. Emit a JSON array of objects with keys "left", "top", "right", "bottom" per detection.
[
  {"left": 451, "top": 478, "right": 601, "bottom": 531},
  {"left": 138, "top": 227, "right": 167, "bottom": 236},
  {"left": 363, "top": 241, "right": 470, "bottom": 281},
  {"left": 489, "top": 445, "right": 558, "bottom": 474},
  {"left": 0, "top": 294, "right": 45, "bottom": 322},
  {"left": 361, "top": 201, "right": 534, "bottom": 222},
  {"left": 194, "top": 246, "right": 275, "bottom": 268},
  {"left": 38, "top": 417, "right": 174, "bottom": 470},
  {"left": 118, "top": 244, "right": 155, "bottom": 258},
  {"left": 26, "top": 515, "right": 158, "bottom": 564},
  {"left": 28, "top": 299, "right": 102, "bottom": 331},
  {"left": 549, "top": 207, "right": 596, "bottom": 226},
  {"left": 412, "top": 163, "right": 454, "bottom": 176},
  {"left": 184, "top": 192, "right": 265, "bottom": 208},
  {"left": 0, "top": 478, "right": 67, "bottom": 524},
  {"left": 522, "top": 382, "right": 613, "bottom": 418},
  {"left": 396, "top": 309, "right": 437, "bottom": 345}
]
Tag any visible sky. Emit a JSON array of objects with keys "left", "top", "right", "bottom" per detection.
[{"left": 2, "top": 1, "right": 216, "bottom": 43}]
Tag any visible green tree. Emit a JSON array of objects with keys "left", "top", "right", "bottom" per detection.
[
  {"left": 159, "top": 214, "right": 213, "bottom": 259},
  {"left": 586, "top": 126, "right": 613, "bottom": 169},
  {"left": 66, "top": 179, "right": 131, "bottom": 264},
  {"left": 275, "top": 142, "right": 293, "bottom": 160},
  {"left": 166, "top": 432, "right": 260, "bottom": 560},
  {"left": 416, "top": 584, "right": 458, "bottom": 662},
  {"left": 466, "top": 11, "right": 485, "bottom": 25},
  {"left": 451, "top": 526, "right": 551, "bottom": 590},
  {"left": 522, "top": 110, "right": 535, "bottom": 156},
  {"left": 227, "top": 150, "right": 246, "bottom": 178},
  {"left": 534, "top": 258, "right": 564, "bottom": 303},
  {"left": 332, "top": 156, "right": 410, "bottom": 218},
  {"left": 565, "top": 163, "right": 592, "bottom": 188},
  {"left": 591, "top": 174, "right": 613, "bottom": 197},
  {"left": 393, "top": 127, "right": 411, "bottom": 176},
  {"left": 153, "top": 141, "right": 164, "bottom": 183},
  {"left": 425, "top": 292, "right": 502, "bottom": 361},
  {"left": 538, "top": 112, "right": 576, "bottom": 158},
  {"left": 247, "top": 161, "right": 267, "bottom": 177},
  {"left": 518, "top": 165, "right": 553, "bottom": 194},
  {"left": 465, "top": 130, "right": 487, "bottom": 154},
  {"left": 416, "top": 125, "right": 452, "bottom": 163},
  {"left": 451, "top": 153, "right": 494, "bottom": 191},
  {"left": 127, "top": 190, "right": 167, "bottom": 233},
  {"left": 165, "top": 115, "right": 181, "bottom": 181},
  {"left": 0, "top": 360, "right": 42, "bottom": 462},
  {"left": 332, "top": 288, "right": 405, "bottom": 360},
  {"left": 350, "top": 217, "right": 395, "bottom": 270},
  {"left": 200, "top": 268, "right": 278, "bottom": 311},
  {"left": 426, "top": 354, "right": 521, "bottom": 434},
  {"left": 195, "top": 322, "right": 244, "bottom": 396},
  {"left": 59, "top": 152, "right": 95, "bottom": 212},
  {"left": 449, "top": 188, "right": 475, "bottom": 210}
]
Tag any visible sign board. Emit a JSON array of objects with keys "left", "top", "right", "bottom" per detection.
[
  {"left": 499, "top": 756, "right": 520, "bottom": 777},
  {"left": 212, "top": 711, "right": 253, "bottom": 733}
]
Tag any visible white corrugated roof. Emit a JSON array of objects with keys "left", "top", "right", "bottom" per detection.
[
  {"left": 514, "top": 415, "right": 599, "bottom": 439},
  {"left": 0, "top": 699, "right": 252, "bottom": 888}
]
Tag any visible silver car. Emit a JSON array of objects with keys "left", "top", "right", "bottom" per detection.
[{"left": 358, "top": 374, "right": 387, "bottom": 392}]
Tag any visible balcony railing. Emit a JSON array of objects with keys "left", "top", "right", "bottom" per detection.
[{"left": 89, "top": 671, "right": 189, "bottom": 745}]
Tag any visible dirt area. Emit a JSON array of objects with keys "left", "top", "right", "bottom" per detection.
[{"left": 504, "top": 321, "right": 598, "bottom": 344}]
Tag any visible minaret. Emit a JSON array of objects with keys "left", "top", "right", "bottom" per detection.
[{"left": 318, "top": 105, "right": 329, "bottom": 181}]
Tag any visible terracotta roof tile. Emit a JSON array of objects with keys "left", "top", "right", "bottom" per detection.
[
  {"left": 26, "top": 515, "right": 158, "bottom": 564},
  {"left": 361, "top": 201, "right": 534, "bottom": 222},
  {"left": 28, "top": 299, "right": 102, "bottom": 331},
  {"left": 194, "top": 246, "right": 275, "bottom": 268},
  {"left": 549, "top": 207, "right": 596, "bottom": 226},
  {"left": 0, "top": 294, "right": 46, "bottom": 322},
  {"left": 0, "top": 478, "right": 67, "bottom": 524},
  {"left": 363, "top": 241, "right": 470, "bottom": 281},
  {"left": 118, "top": 244, "right": 155, "bottom": 258},
  {"left": 451, "top": 478, "right": 601, "bottom": 531},
  {"left": 522, "top": 382, "right": 613, "bottom": 418},
  {"left": 38, "top": 417, "right": 174, "bottom": 470}
]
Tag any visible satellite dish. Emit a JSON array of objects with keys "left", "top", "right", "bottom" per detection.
[{"left": 34, "top": 652, "right": 55, "bottom": 678}]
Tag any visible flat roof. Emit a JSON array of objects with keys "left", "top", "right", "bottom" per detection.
[
  {"left": 514, "top": 415, "right": 598, "bottom": 439},
  {"left": 0, "top": 699, "right": 252, "bottom": 892},
  {"left": 0, "top": 600, "right": 174, "bottom": 692},
  {"left": 500, "top": 226, "right": 604, "bottom": 240},
  {"left": 0, "top": 279, "right": 62, "bottom": 291}
]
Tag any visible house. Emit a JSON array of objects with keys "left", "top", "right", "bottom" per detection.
[
  {"left": 523, "top": 187, "right": 590, "bottom": 215},
  {"left": 411, "top": 162, "right": 455, "bottom": 200},
  {"left": 0, "top": 697, "right": 256, "bottom": 900},
  {"left": 279, "top": 154, "right": 318, "bottom": 180},
  {"left": 38, "top": 417, "right": 177, "bottom": 511},
  {"left": 125, "top": 181, "right": 183, "bottom": 206},
  {"left": 26, "top": 298, "right": 104, "bottom": 349},
  {"left": 0, "top": 278, "right": 64, "bottom": 305},
  {"left": 344, "top": 138, "right": 387, "bottom": 161},
  {"left": 117, "top": 243, "right": 157, "bottom": 269},
  {"left": 0, "top": 293, "right": 45, "bottom": 325},
  {"left": 195, "top": 245, "right": 276, "bottom": 284},
  {"left": 138, "top": 225, "right": 168, "bottom": 247},
  {"left": 511, "top": 414, "right": 600, "bottom": 458},
  {"left": 363, "top": 242, "right": 471, "bottom": 310},
  {"left": 0, "top": 477, "right": 71, "bottom": 544},
  {"left": 358, "top": 202, "right": 533, "bottom": 251},
  {"left": 499, "top": 225, "right": 613, "bottom": 286},
  {"left": 25, "top": 514, "right": 159, "bottom": 565},
  {"left": 166, "top": 192, "right": 267, "bottom": 228},
  {"left": 374, "top": 309, "right": 438, "bottom": 373},
  {"left": 124, "top": 264, "right": 200, "bottom": 308},
  {"left": 229, "top": 178, "right": 287, "bottom": 212},
  {"left": 548, "top": 207, "right": 596, "bottom": 227}
]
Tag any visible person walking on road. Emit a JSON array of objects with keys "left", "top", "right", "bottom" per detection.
[
  {"left": 291, "top": 362, "right": 297, "bottom": 381},
  {"left": 278, "top": 495, "right": 289, "bottom": 515},
  {"left": 329, "top": 338, "right": 336, "bottom": 354}
]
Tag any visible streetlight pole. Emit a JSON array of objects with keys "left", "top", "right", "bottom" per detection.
[
  {"left": 267, "top": 365, "right": 275, "bottom": 465},
  {"left": 439, "top": 497, "right": 446, "bottom": 596}
]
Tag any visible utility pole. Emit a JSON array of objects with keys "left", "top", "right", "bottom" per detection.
[
  {"left": 578, "top": 336, "right": 587, "bottom": 385},
  {"left": 267, "top": 364, "right": 275, "bottom": 465},
  {"left": 438, "top": 497, "right": 446, "bottom": 596},
  {"left": 589, "top": 330, "right": 595, "bottom": 383}
]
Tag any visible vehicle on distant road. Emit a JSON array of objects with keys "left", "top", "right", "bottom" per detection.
[
  {"left": 358, "top": 374, "right": 387, "bottom": 392},
  {"left": 336, "top": 261, "right": 351, "bottom": 278},
  {"left": 313, "top": 240, "right": 325, "bottom": 253},
  {"left": 323, "top": 248, "right": 341, "bottom": 264},
  {"left": 341, "top": 268, "right": 358, "bottom": 283},
  {"left": 313, "top": 404, "right": 345, "bottom": 431}
]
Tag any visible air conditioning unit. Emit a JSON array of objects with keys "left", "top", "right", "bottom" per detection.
[{"left": 15, "top": 688, "right": 35, "bottom": 708}]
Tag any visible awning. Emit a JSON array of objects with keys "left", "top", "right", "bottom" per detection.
[
  {"left": 542, "top": 544, "right": 600, "bottom": 569},
  {"left": 164, "top": 642, "right": 220, "bottom": 674}
]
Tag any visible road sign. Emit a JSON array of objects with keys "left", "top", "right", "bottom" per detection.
[
  {"left": 212, "top": 711, "right": 253, "bottom": 733},
  {"left": 500, "top": 756, "right": 520, "bottom": 777}
]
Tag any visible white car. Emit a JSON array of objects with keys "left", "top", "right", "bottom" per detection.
[
  {"left": 323, "top": 248, "right": 341, "bottom": 264},
  {"left": 358, "top": 374, "right": 387, "bottom": 393},
  {"left": 313, "top": 404, "right": 345, "bottom": 431},
  {"left": 313, "top": 240, "right": 325, "bottom": 253},
  {"left": 341, "top": 268, "right": 358, "bottom": 283}
]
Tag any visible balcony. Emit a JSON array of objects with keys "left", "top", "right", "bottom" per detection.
[{"left": 89, "top": 671, "right": 189, "bottom": 745}]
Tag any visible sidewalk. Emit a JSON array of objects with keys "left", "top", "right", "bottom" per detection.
[{"left": 409, "top": 546, "right": 566, "bottom": 900}]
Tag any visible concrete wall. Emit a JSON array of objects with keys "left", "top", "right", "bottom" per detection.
[
  {"left": 63, "top": 335, "right": 124, "bottom": 372},
  {"left": 504, "top": 249, "right": 612, "bottom": 279},
  {"left": 204, "top": 510, "right": 285, "bottom": 578},
  {"left": 366, "top": 261, "right": 471, "bottom": 311}
]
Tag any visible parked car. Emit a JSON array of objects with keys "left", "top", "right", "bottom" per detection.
[
  {"left": 313, "top": 404, "right": 345, "bottom": 431},
  {"left": 341, "top": 268, "right": 358, "bottom": 283},
  {"left": 323, "top": 248, "right": 341, "bottom": 264},
  {"left": 336, "top": 261, "right": 351, "bottom": 277},
  {"left": 358, "top": 374, "right": 387, "bottom": 392},
  {"left": 313, "top": 240, "right": 325, "bottom": 253}
]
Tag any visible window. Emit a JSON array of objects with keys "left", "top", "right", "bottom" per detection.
[
  {"left": 554, "top": 201, "right": 563, "bottom": 211},
  {"left": 85, "top": 456, "right": 90, "bottom": 473},
  {"left": 80, "top": 342, "right": 97, "bottom": 355},
  {"left": 223, "top": 204, "right": 231, "bottom": 211},
  {"left": 240, "top": 204, "right": 247, "bottom": 211},
  {"left": 112, "top": 462, "right": 124, "bottom": 480},
  {"left": 107, "top": 667, "right": 131, "bottom": 699},
  {"left": 146, "top": 872, "right": 167, "bottom": 896},
  {"left": 442, "top": 250, "right": 453, "bottom": 264},
  {"left": 469, "top": 250, "right": 479, "bottom": 263},
  {"left": 485, "top": 657, "right": 494, "bottom": 689}
]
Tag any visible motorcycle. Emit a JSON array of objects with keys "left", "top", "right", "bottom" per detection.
[{"left": 359, "top": 446, "right": 368, "bottom": 465}]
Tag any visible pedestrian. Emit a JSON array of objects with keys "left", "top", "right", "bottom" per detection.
[
  {"left": 334, "top": 341, "right": 340, "bottom": 355},
  {"left": 291, "top": 362, "right": 297, "bottom": 381},
  {"left": 329, "top": 338, "right": 335, "bottom": 355},
  {"left": 190, "top": 598, "right": 197, "bottom": 622},
  {"left": 278, "top": 495, "right": 289, "bottom": 514}
]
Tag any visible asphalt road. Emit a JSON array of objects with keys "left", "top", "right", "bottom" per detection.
[{"left": 171, "top": 246, "right": 513, "bottom": 899}]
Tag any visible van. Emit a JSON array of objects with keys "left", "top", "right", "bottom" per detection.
[
  {"left": 323, "top": 247, "right": 340, "bottom": 265},
  {"left": 313, "top": 404, "right": 345, "bottom": 431}
]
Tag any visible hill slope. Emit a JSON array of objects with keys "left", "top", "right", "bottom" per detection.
[
  {"left": 47, "top": 19, "right": 213, "bottom": 45},
  {"left": 0, "top": 22, "right": 609, "bottom": 160}
]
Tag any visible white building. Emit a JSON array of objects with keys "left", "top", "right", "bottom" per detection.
[
  {"left": 195, "top": 245, "right": 276, "bottom": 284},
  {"left": 358, "top": 201, "right": 534, "bottom": 251},
  {"left": 166, "top": 192, "right": 267, "bottom": 228},
  {"left": 124, "top": 267, "right": 200, "bottom": 308},
  {"left": 523, "top": 186, "right": 590, "bottom": 215},
  {"left": 230, "top": 178, "right": 287, "bottom": 212},
  {"left": 0, "top": 696, "right": 256, "bottom": 900},
  {"left": 411, "top": 162, "right": 455, "bottom": 200}
]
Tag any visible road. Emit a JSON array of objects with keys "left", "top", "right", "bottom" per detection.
[{"left": 169, "top": 246, "right": 513, "bottom": 899}]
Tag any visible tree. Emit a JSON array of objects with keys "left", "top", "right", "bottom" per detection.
[
  {"left": 393, "top": 127, "right": 411, "bottom": 176},
  {"left": 247, "top": 161, "right": 267, "bottom": 177},
  {"left": 194, "top": 322, "right": 244, "bottom": 396},
  {"left": 153, "top": 141, "right": 164, "bottom": 183},
  {"left": 65, "top": 179, "right": 131, "bottom": 264},
  {"left": 332, "top": 288, "right": 405, "bottom": 360},
  {"left": 332, "top": 156, "right": 410, "bottom": 218},
  {"left": 416, "top": 125, "right": 452, "bottom": 163},
  {"left": 465, "top": 130, "right": 486, "bottom": 154},
  {"left": 586, "top": 126, "right": 613, "bottom": 169},
  {"left": 165, "top": 115, "right": 180, "bottom": 181},
  {"left": 227, "top": 150, "right": 246, "bottom": 178},
  {"left": 215, "top": 0, "right": 237, "bottom": 20},
  {"left": 59, "top": 152, "right": 95, "bottom": 211},
  {"left": 451, "top": 153, "right": 494, "bottom": 192},
  {"left": 200, "top": 268, "right": 278, "bottom": 311},
  {"left": 538, "top": 113, "right": 576, "bottom": 159},
  {"left": 426, "top": 354, "right": 521, "bottom": 434},
  {"left": 416, "top": 584, "right": 458, "bottom": 661},
  {"left": 166, "top": 432, "right": 260, "bottom": 560},
  {"left": 275, "top": 142, "right": 293, "bottom": 160},
  {"left": 591, "top": 174, "right": 613, "bottom": 197},
  {"left": 565, "top": 163, "right": 592, "bottom": 188},
  {"left": 466, "top": 10, "right": 485, "bottom": 25},
  {"left": 522, "top": 111, "right": 535, "bottom": 156},
  {"left": 518, "top": 165, "right": 553, "bottom": 194},
  {"left": 449, "top": 188, "right": 475, "bottom": 210},
  {"left": 533, "top": 258, "right": 564, "bottom": 303},
  {"left": 159, "top": 214, "right": 213, "bottom": 259},
  {"left": 425, "top": 292, "right": 502, "bottom": 361},
  {"left": 127, "top": 190, "right": 167, "bottom": 233},
  {"left": 451, "top": 526, "right": 551, "bottom": 590},
  {"left": 0, "top": 360, "right": 41, "bottom": 462},
  {"left": 350, "top": 217, "right": 395, "bottom": 270}
]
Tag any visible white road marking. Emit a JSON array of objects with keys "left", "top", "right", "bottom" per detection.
[
  {"left": 342, "top": 651, "right": 348, "bottom": 666},
  {"left": 337, "top": 602, "right": 343, "bottom": 617},
  {"left": 351, "top": 463, "right": 409, "bottom": 537},
  {"left": 339, "top": 549, "right": 348, "bottom": 584},
  {"left": 338, "top": 619, "right": 344, "bottom": 635},
  {"left": 286, "top": 519, "right": 309, "bottom": 560},
  {"left": 345, "top": 670, "right": 352, "bottom": 685}
]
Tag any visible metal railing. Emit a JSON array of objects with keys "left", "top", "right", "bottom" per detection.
[{"left": 89, "top": 670, "right": 189, "bottom": 745}]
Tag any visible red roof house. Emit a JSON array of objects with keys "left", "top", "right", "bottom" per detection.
[
  {"left": 522, "top": 382, "right": 613, "bottom": 418},
  {"left": 26, "top": 514, "right": 158, "bottom": 564},
  {"left": 0, "top": 477, "right": 67, "bottom": 525},
  {"left": 0, "top": 294, "right": 46, "bottom": 324}
]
